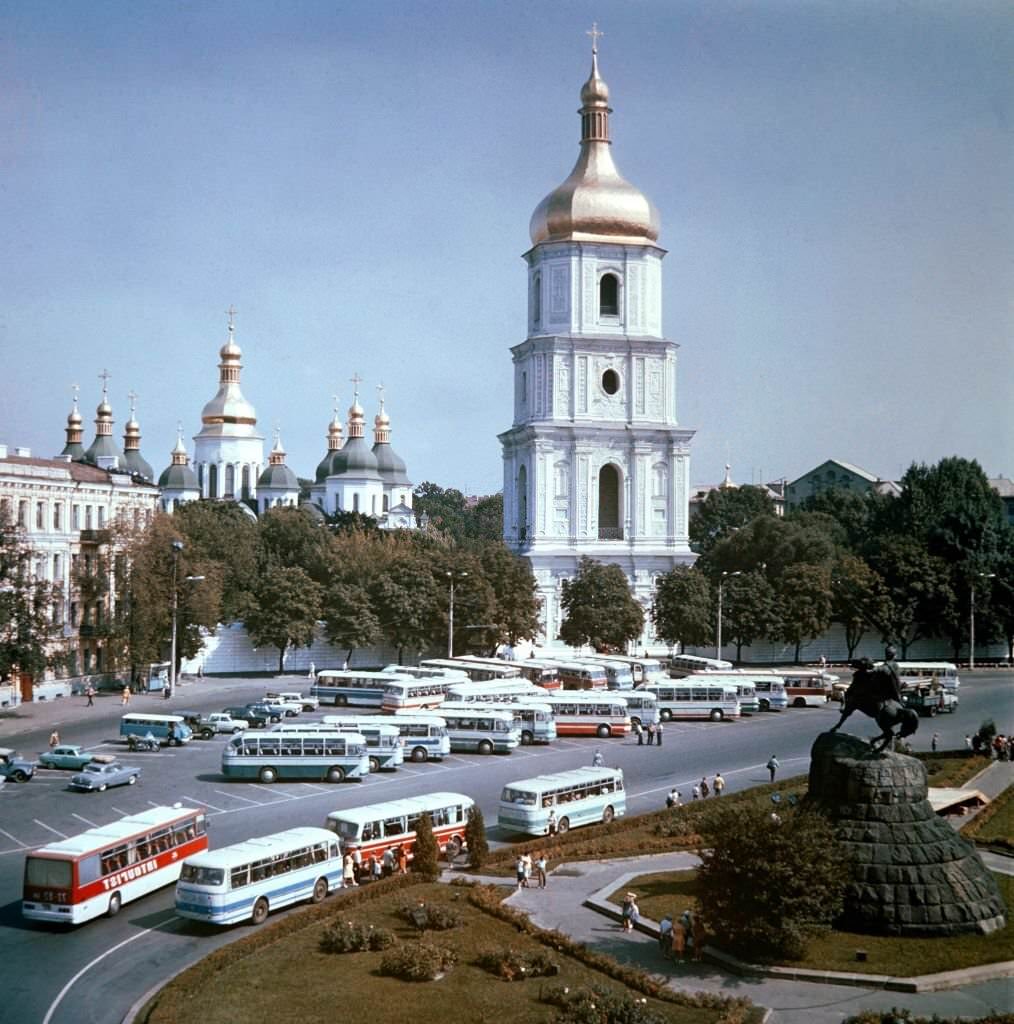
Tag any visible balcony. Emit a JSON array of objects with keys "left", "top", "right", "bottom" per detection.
[
  {"left": 79, "top": 529, "right": 111, "bottom": 545},
  {"left": 597, "top": 527, "right": 624, "bottom": 541}
]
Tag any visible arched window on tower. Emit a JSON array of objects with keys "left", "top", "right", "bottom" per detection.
[
  {"left": 224, "top": 464, "right": 235, "bottom": 499},
  {"left": 517, "top": 465, "right": 528, "bottom": 544},
  {"left": 652, "top": 462, "right": 668, "bottom": 498},
  {"left": 383, "top": 494, "right": 389, "bottom": 512},
  {"left": 598, "top": 464, "right": 622, "bottom": 540},
  {"left": 208, "top": 464, "right": 218, "bottom": 498},
  {"left": 599, "top": 273, "right": 619, "bottom": 317},
  {"left": 241, "top": 465, "right": 251, "bottom": 500},
  {"left": 532, "top": 273, "right": 541, "bottom": 325}
]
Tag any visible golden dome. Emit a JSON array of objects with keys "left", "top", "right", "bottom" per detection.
[
  {"left": 201, "top": 322, "right": 257, "bottom": 427},
  {"left": 529, "top": 51, "right": 660, "bottom": 247},
  {"left": 67, "top": 405, "right": 82, "bottom": 427}
]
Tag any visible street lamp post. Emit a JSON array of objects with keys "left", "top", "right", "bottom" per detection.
[
  {"left": 969, "top": 572, "right": 996, "bottom": 671},
  {"left": 445, "top": 571, "right": 468, "bottom": 659},
  {"left": 169, "top": 541, "right": 183, "bottom": 696},
  {"left": 716, "top": 571, "right": 741, "bottom": 660}
]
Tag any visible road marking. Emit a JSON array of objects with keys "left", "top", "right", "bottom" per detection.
[
  {"left": 213, "top": 789, "right": 263, "bottom": 805},
  {"left": 41, "top": 912, "right": 181, "bottom": 1024},
  {"left": 71, "top": 813, "right": 99, "bottom": 828},
  {"left": 0, "top": 827, "right": 27, "bottom": 847},
  {"left": 33, "top": 819, "right": 69, "bottom": 838},
  {"left": 246, "top": 783, "right": 292, "bottom": 800},
  {"left": 183, "top": 794, "right": 226, "bottom": 811},
  {"left": 299, "top": 783, "right": 329, "bottom": 792},
  {"left": 110, "top": 806, "right": 130, "bottom": 817}
]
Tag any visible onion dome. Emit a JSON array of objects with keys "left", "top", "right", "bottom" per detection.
[
  {"left": 83, "top": 375, "right": 124, "bottom": 466},
  {"left": 719, "top": 464, "right": 737, "bottom": 490},
  {"left": 199, "top": 313, "right": 258, "bottom": 433},
  {"left": 529, "top": 46, "right": 660, "bottom": 247},
  {"left": 258, "top": 430, "right": 298, "bottom": 490},
  {"left": 121, "top": 392, "right": 154, "bottom": 480},
  {"left": 330, "top": 382, "right": 380, "bottom": 478},
  {"left": 315, "top": 398, "right": 344, "bottom": 482},
  {"left": 61, "top": 385, "right": 85, "bottom": 460},
  {"left": 372, "top": 392, "right": 410, "bottom": 486},
  {"left": 158, "top": 427, "right": 199, "bottom": 490}
]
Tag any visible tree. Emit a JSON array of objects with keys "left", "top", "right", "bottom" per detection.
[
  {"left": 371, "top": 558, "right": 441, "bottom": 663},
  {"left": 414, "top": 482, "right": 468, "bottom": 539},
  {"left": 689, "top": 485, "right": 775, "bottom": 555},
  {"left": 796, "top": 487, "right": 880, "bottom": 553},
  {"left": 412, "top": 812, "right": 439, "bottom": 877},
  {"left": 696, "top": 802, "right": 848, "bottom": 960},
  {"left": 721, "top": 571, "right": 779, "bottom": 662},
  {"left": 463, "top": 494, "right": 504, "bottom": 543},
  {"left": 321, "top": 581, "right": 381, "bottom": 666},
  {"left": 652, "top": 566, "right": 713, "bottom": 652},
  {"left": 475, "top": 543, "right": 541, "bottom": 649},
  {"left": 245, "top": 566, "right": 323, "bottom": 672},
  {"left": 988, "top": 529, "right": 1014, "bottom": 662},
  {"left": 701, "top": 514, "right": 836, "bottom": 581},
  {"left": 831, "top": 555, "right": 889, "bottom": 660},
  {"left": 257, "top": 506, "right": 334, "bottom": 586},
  {"left": 559, "top": 557, "right": 643, "bottom": 651},
  {"left": 322, "top": 509, "right": 380, "bottom": 535},
  {"left": 464, "top": 805, "right": 490, "bottom": 869},
  {"left": 776, "top": 564, "right": 832, "bottom": 663}
]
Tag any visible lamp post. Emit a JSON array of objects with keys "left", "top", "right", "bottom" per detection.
[
  {"left": 445, "top": 571, "right": 468, "bottom": 658},
  {"left": 716, "top": 571, "right": 741, "bottom": 660},
  {"left": 169, "top": 541, "right": 183, "bottom": 696},
  {"left": 969, "top": 572, "right": 996, "bottom": 671}
]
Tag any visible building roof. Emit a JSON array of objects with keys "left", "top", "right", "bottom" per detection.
[
  {"left": 989, "top": 476, "right": 1014, "bottom": 498},
  {"left": 0, "top": 453, "right": 152, "bottom": 487},
  {"left": 787, "top": 459, "right": 880, "bottom": 488}
]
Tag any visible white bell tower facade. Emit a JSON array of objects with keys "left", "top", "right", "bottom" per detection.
[{"left": 499, "top": 41, "right": 695, "bottom": 646}]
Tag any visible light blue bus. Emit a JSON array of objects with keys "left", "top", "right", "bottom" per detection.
[
  {"left": 175, "top": 827, "right": 343, "bottom": 925},
  {"left": 276, "top": 719, "right": 405, "bottom": 772},
  {"left": 311, "top": 670, "right": 415, "bottom": 708},
  {"left": 371, "top": 713, "right": 451, "bottom": 763},
  {"left": 498, "top": 766, "right": 626, "bottom": 835},
  {"left": 440, "top": 700, "right": 556, "bottom": 746},
  {"left": 401, "top": 707, "right": 520, "bottom": 755},
  {"left": 119, "top": 713, "right": 193, "bottom": 747},
  {"left": 220, "top": 731, "right": 370, "bottom": 784}
]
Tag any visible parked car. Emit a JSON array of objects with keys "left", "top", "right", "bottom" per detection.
[
  {"left": 0, "top": 748, "right": 35, "bottom": 783},
  {"left": 259, "top": 698, "right": 297, "bottom": 719},
  {"left": 176, "top": 711, "right": 217, "bottom": 739},
  {"left": 245, "top": 702, "right": 282, "bottom": 724},
  {"left": 70, "top": 756, "right": 141, "bottom": 792},
  {"left": 204, "top": 712, "right": 249, "bottom": 734},
  {"left": 224, "top": 705, "right": 268, "bottom": 728},
  {"left": 266, "top": 690, "right": 319, "bottom": 712},
  {"left": 37, "top": 745, "right": 96, "bottom": 771}
]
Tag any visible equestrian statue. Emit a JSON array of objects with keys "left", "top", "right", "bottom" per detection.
[{"left": 830, "top": 646, "right": 919, "bottom": 753}]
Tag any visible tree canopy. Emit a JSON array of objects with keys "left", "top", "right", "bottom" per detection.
[
  {"left": 689, "top": 485, "right": 776, "bottom": 555},
  {"left": 560, "top": 557, "right": 644, "bottom": 651},
  {"left": 652, "top": 566, "right": 712, "bottom": 651}
]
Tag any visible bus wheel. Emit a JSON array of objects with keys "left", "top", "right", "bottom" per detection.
[
  {"left": 709, "top": 709, "right": 723, "bottom": 722},
  {"left": 597, "top": 724, "right": 611, "bottom": 739},
  {"left": 558, "top": 817, "right": 570, "bottom": 834},
  {"left": 793, "top": 697, "right": 807, "bottom": 708},
  {"left": 411, "top": 747, "right": 427, "bottom": 763},
  {"left": 327, "top": 766, "right": 346, "bottom": 783},
  {"left": 251, "top": 897, "right": 269, "bottom": 925},
  {"left": 311, "top": 878, "right": 328, "bottom": 903},
  {"left": 106, "top": 892, "right": 121, "bottom": 917},
  {"left": 759, "top": 699, "right": 770, "bottom": 712},
  {"left": 259, "top": 766, "right": 278, "bottom": 784},
  {"left": 368, "top": 757, "right": 380, "bottom": 773},
  {"left": 602, "top": 805, "right": 615, "bottom": 824},
  {"left": 336, "top": 695, "right": 348, "bottom": 706},
  {"left": 478, "top": 739, "right": 494, "bottom": 756},
  {"left": 661, "top": 709, "right": 672, "bottom": 722},
  {"left": 521, "top": 730, "right": 533, "bottom": 746}
]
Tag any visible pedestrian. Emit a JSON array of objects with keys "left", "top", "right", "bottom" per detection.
[
  {"left": 371, "top": 856, "right": 383, "bottom": 883},
  {"left": 766, "top": 754, "right": 779, "bottom": 782},
  {"left": 965, "top": 734, "right": 972, "bottom": 751},
  {"left": 671, "top": 915, "right": 687, "bottom": 962},
  {"left": 931, "top": 732, "right": 940, "bottom": 753},
  {"left": 163, "top": 682, "right": 171, "bottom": 701},
  {"left": 308, "top": 661, "right": 316, "bottom": 680},
  {"left": 522, "top": 852, "right": 532, "bottom": 887},
  {"left": 699, "top": 776, "right": 710, "bottom": 798},
  {"left": 658, "top": 913, "right": 674, "bottom": 959},
  {"left": 535, "top": 852, "right": 547, "bottom": 888},
  {"left": 656, "top": 720, "right": 664, "bottom": 746},
  {"left": 621, "top": 892, "right": 640, "bottom": 932},
  {"left": 197, "top": 662, "right": 204, "bottom": 679},
  {"left": 352, "top": 846, "right": 363, "bottom": 884},
  {"left": 713, "top": 772, "right": 725, "bottom": 797},
  {"left": 48, "top": 730, "right": 60, "bottom": 749},
  {"left": 121, "top": 685, "right": 131, "bottom": 707},
  {"left": 397, "top": 845, "right": 408, "bottom": 875},
  {"left": 666, "top": 787, "right": 680, "bottom": 809},
  {"left": 691, "top": 784, "right": 700, "bottom": 801},
  {"left": 515, "top": 855, "right": 526, "bottom": 890},
  {"left": 634, "top": 720, "right": 644, "bottom": 745},
  {"left": 343, "top": 853, "right": 357, "bottom": 887},
  {"left": 547, "top": 809, "right": 558, "bottom": 836},
  {"left": 819, "top": 654, "right": 827, "bottom": 671},
  {"left": 646, "top": 722, "right": 656, "bottom": 746},
  {"left": 85, "top": 685, "right": 95, "bottom": 707},
  {"left": 382, "top": 847, "right": 394, "bottom": 877},
  {"left": 692, "top": 911, "right": 705, "bottom": 960},
  {"left": 592, "top": 749, "right": 604, "bottom": 767}
]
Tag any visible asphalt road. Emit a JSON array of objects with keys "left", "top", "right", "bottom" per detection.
[{"left": 1, "top": 672, "right": 1010, "bottom": 1024}]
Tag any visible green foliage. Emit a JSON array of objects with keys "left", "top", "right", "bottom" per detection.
[
  {"left": 464, "top": 804, "right": 490, "bottom": 869},
  {"left": 371, "top": 560, "right": 440, "bottom": 661},
  {"left": 379, "top": 939, "right": 457, "bottom": 981},
  {"left": 776, "top": 564, "right": 833, "bottom": 662},
  {"left": 396, "top": 901, "right": 463, "bottom": 931},
  {"left": 412, "top": 812, "right": 440, "bottom": 878},
  {"left": 476, "top": 946, "right": 560, "bottom": 981},
  {"left": 414, "top": 483, "right": 504, "bottom": 544},
  {"left": 842, "top": 1011, "right": 1014, "bottom": 1024},
  {"left": 475, "top": 543, "right": 541, "bottom": 647},
  {"left": 318, "top": 918, "right": 396, "bottom": 953},
  {"left": 689, "top": 485, "right": 776, "bottom": 555},
  {"left": 560, "top": 557, "right": 644, "bottom": 651},
  {"left": 651, "top": 566, "right": 712, "bottom": 651},
  {"left": 322, "top": 509, "right": 381, "bottom": 535},
  {"left": 721, "top": 570, "right": 779, "bottom": 662},
  {"left": 465, "top": 493, "right": 505, "bottom": 543},
  {"left": 541, "top": 984, "right": 667, "bottom": 1024},
  {"left": 796, "top": 487, "right": 882, "bottom": 552},
  {"left": 257, "top": 506, "right": 332, "bottom": 585},
  {"left": 321, "top": 581, "right": 381, "bottom": 661},
  {"left": 245, "top": 566, "right": 323, "bottom": 671},
  {"left": 695, "top": 802, "right": 848, "bottom": 960}
]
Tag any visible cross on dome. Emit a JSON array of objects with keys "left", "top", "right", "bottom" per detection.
[
  {"left": 226, "top": 305, "right": 238, "bottom": 333},
  {"left": 128, "top": 390, "right": 138, "bottom": 417},
  {"left": 586, "top": 21, "right": 604, "bottom": 55},
  {"left": 98, "top": 368, "right": 111, "bottom": 397}
]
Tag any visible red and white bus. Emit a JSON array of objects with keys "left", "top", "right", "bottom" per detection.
[
  {"left": 22, "top": 805, "right": 208, "bottom": 925},
  {"left": 753, "top": 669, "right": 835, "bottom": 708},
  {"left": 539, "top": 693, "right": 631, "bottom": 738}
]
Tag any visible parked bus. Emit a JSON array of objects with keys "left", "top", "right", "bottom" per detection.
[
  {"left": 383, "top": 664, "right": 469, "bottom": 683},
  {"left": 620, "top": 690, "right": 660, "bottom": 728},
  {"left": 23, "top": 805, "right": 207, "bottom": 924},
  {"left": 399, "top": 707, "right": 520, "bottom": 754},
  {"left": 445, "top": 679, "right": 548, "bottom": 703},
  {"left": 312, "top": 670, "right": 415, "bottom": 708},
  {"left": 736, "top": 674, "right": 788, "bottom": 712},
  {"left": 419, "top": 657, "right": 521, "bottom": 682},
  {"left": 276, "top": 719, "right": 404, "bottom": 772},
  {"left": 380, "top": 677, "right": 448, "bottom": 712},
  {"left": 514, "top": 661, "right": 562, "bottom": 690},
  {"left": 539, "top": 693, "right": 631, "bottom": 738},
  {"left": 440, "top": 700, "right": 556, "bottom": 745},
  {"left": 221, "top": 730, "right": 370, "bottom": 784},
  {"left": 557, "top": 661, "right": 609, "bottom": 691},
  {"left": 692, "top": 674, "right": 758, "bottom": 713},
  {"left": 119, "top": 713, "right": 193, "bottom": 747},
  {"left": 668, "top": 654, "right": 733, "bottom": 677},
  {"left": 175, "top": 827, "right": 342, "bottom": 926},
  {"left": 766, "top": 669, "right": 835, "bottom": 708},
  {"left": 325, "top": 792, "right": 474, "bottom": 861},
  {"left": 639, "top": 680, "right": 741, "bottom": 722},
  {"left": 582, "top": 653, "right": 666, "bottom": 685},
  {"left": 372, "top": 713, "right": 450, "bottom": 763},
  {"left": 896, "top": 662, "right": 960, "bottom": 692},
  {"left": 499, "top": 767, "right": 626, "bottom": 835}
]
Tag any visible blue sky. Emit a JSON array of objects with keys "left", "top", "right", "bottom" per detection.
[{"left": 2, "top": 0, "right": 1011, "bottom": 494}]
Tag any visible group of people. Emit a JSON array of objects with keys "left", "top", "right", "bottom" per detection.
[
  {"left": 658, "top": 908, "right": 705, "bottom": 962},
  {"left": 515, "top": 851, "right": 549, "bottom": 889},
  {"left": 631, "top": 720, "right": 665, "bottom": 745},
  {"left": 342, "top": 845, "right": 408, "bottom": 887},
  {"left": 968, "top": 733, "right": 1014, "bottom": 761}
]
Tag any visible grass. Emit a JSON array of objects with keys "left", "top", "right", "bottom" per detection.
[
  {"left": 962, "top": 783, "right": 1014, "bottom": 850},
  {"left": 609, "top": 871, "right": 1014, "bottom": 977},
  {"left": 142, "top": 881, "right": 751, "bottom": 1024},
  {"left": 917, "top": 752, "right": 991, "bottom": 789}
]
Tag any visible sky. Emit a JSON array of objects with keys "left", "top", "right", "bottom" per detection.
[{"left": 1, "top": 0, "right": 1011, "bottom": 495}]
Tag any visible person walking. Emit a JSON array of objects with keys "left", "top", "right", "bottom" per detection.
[
  {"left": 699, "top": 776, "right": 710, "bottom": 798},
  {"left": 121, "top": 685, "right": 131, "bottom": 707},
  {"left": 634, "top": 720, "right": 644, "bottom": 745},
  {"left": 308, "top": 661, "right": 316, "bottom": 680},
  {"left": 656, "top": 720, "right": 664, "bottom": 746},
  {"left": 931, "top": 732, "right": 940, "bottom": 753},
  {"left": 49, "top": 730, "right": 60, "bottom": 749},
  {"left": 352, "top": 846, "right": 363, "bottom": 884},
  {"left": 85, "top": 685, "right": 95, "bottom": 707},
  {"left": 535, "top": 852, "right": 547, "bottom": 889},
  {"left": 965, "top": 734, "right": 972, "bottom": 751},
  {"left": 666, "top": 787, "right": 680, "bottom": 809},
  {"left": 343, "top": 853, "right": 357, "bottom": 888},
  {"left": 515, "top": 855, "right": 526, "bottom": 891},
  {"left": 547, "top": 809, "right": 558, "bottom": 836},
  {"left": 767, "top": 754, "right": 779, "bottom": 782},
  {"left": 646, "top": 722, "right": 656, "bottom": 746},
  {"left": 371, "top": 856, "right": 383, "bottom": 883},
  {"left": 691, "top": 783, "right": 700, "bottom": 801},
  {"left": 671, "top": 915, "right": 687, "bottom": 962},
  {"left": 592, "top": 749, "right": 604, "bottom": 767},
  {"left": 521, "top": 852, "right": 533, "bottom": 888},
  {"left": 621, "top": 892, "right": 640, "bottom": 932},
  {"left": 397, "top": 845, "right": 408, "bottom": 875},
  {"left": 713, "top": 772, "right": 725, "bottom": 797}
]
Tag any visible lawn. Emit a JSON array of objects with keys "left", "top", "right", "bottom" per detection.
[
  {"left": 962, "top": 783, "right": 1014, "bottom": 850},
  {"left": 609, "top": 871, "right": 1014, "bottom": 977},
  {"left": 918, "top": 752, "right": 991, "bottom": 789},
  {"left": 142, "top": 880, "right": 754, "bottom": 1024}
]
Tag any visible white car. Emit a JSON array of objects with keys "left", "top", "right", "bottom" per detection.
[
  {"left": 268, "top": 691, "right": 318, "bottom": 712},
  {"left": 263, "top": 694, "right": 304, "bottom": 716},
  {"left": 204, "top": 712, "right": 250, "bottom": 734}
]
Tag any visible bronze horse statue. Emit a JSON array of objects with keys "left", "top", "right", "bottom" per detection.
[{"left": 830, "top": 655, "right": 919, "bottom": 753}]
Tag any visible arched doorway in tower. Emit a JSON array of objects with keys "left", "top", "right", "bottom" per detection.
[
  {"left": 517, "top": 465, "right": 528, "bottom": 543},
  {"left": 598, "top": 464, "right": 622, "bottom": 540}
]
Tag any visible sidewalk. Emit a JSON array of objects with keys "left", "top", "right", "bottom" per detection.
[{"left": 448, "top": 853, "right": 1013, "bottom": 1024}]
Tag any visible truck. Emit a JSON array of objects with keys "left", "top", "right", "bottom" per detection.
[{"left": 902, "top": 682, "right": 959, "bottom": 717}]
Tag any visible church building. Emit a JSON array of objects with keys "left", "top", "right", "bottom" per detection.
[{"left": 499, "top": 40, "right": 695, "bottom": 645}]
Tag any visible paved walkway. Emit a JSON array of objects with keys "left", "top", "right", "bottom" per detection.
[{"left": 449, "top": 851, "right": 1013, "bottom": 1024}]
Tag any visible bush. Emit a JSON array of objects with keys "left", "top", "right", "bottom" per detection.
[
  {"left": 412, "top": 812, "right": 440, "bottom": 878},
  {"left": 396, "top": 900, "right": 462, "bottom": 931},
  {"left": 318, "top": 919, "right": 396, "bottom": 954},
  {"left": 379, "top": 938, "right": 457, "bottom": 981},
  {"left": 475, "top": 946, "right": 560, "bottom": 981},
  {"left": 465, "top": 804, "right": 490, "bottom": 868},
  {"left": 842, "top": 1012, "right": 1014, "bottom": 1024},
  {"left": 541, "top": 983, "right": 668, "bottom": 1024},
  {"left": 695, "top": 801, "right": 848, "bottom": 961}
]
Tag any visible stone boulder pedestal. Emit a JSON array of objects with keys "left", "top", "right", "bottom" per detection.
[{"left": 808, "top": 731, "right": 1006, "bottom": 937}]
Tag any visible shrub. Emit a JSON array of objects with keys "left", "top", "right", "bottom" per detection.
[
  {"left": 695, "top": 801, "right": 848, "bottom": 961},
  {"left": 318, "top": 919, "right": 396, "bottom": 954},
  {"left": 379, "top": 938, "right": 457, "bottom": 981},
  {"left": 541, "top": 983, "right": 668, "bottom": 1024},
  {"left": 475, "top": 946, "right": 560, "bottom": 981},
  {"left": 842, "top": 1012, "right": 1014, "bottom": 1024},
  {"left": 396, "top": 900, "right": 463, "bottom": 931},
  {"left": 412, "top": 812, "right": 440, "bottom": 878},
  {"left": 465, "top": 804, "right": 490, "bottom": 868}
]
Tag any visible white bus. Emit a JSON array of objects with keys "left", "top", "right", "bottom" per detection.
[
  {"left": 175, "top": 827, "right": 342, "bottom": 926},
  {"left": 276, "top": 719, "right": 404, "bottom": 772},
  {"left": 380, "top": 677, "right": 448, "bottom": 712},
  {"left": 399, "top": 707, "right": 520, "bottom": 754},
  {"left": 373, "top": 713, "right": 451, "bottom": 763},
  {"left": 668, "top": 654, "right": 734, "bottom": 677},
  {"left": 735, "top": 673, "right": 788, "bottom": 712},
  {"left": 897, "top": 662, "right": 960, "bottom": 692},
  {"left": 692, "top": 674, "right": 758, "bottom": 713},
  {"left": 420, "top": 657, "right": 522, "bottom": 682},
  {"left": 445, "top": 679, "right": 548, "bottom": 703},
  {"left": 514, "top": 661, "right": 563, "bottom": 690},
  {"left": 23, "top": 806, "right": 207, "bottom": 925},
  {"left": 766, "top": 669, "right": 836, "bottom": 707},
  {"left": 539, "top": 693, "right": 631, "bottom": 738},
  {"left": 639, "top": 680, "right": 741, "bottom": 722},
  {"left": 221, "top": 730, "right": 370, "bottom": 784},
  {"left": 581, "top": 653, "right": 666, "bottom": 685},
  {"left": 440, "top": 700, "right": 556, "bottom": 746},
  {"left": 325, "top": 792, "right": 474, "bottom": 861},
  {"left": 499, "top": 767, "right": 626, "bottom": 835},
  {"left": 620, "top": 690, "right": 660, "bottom": 728},
  {"left": 383, "top": 663, "right": 470, "bottom": 683},
  {"left": 312, "top": 670, "right": 416, "bottom": 708}
]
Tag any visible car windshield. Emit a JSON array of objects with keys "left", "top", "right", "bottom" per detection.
[{"left": 82, "top": 763, "right": 104, "bottom": 773}]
